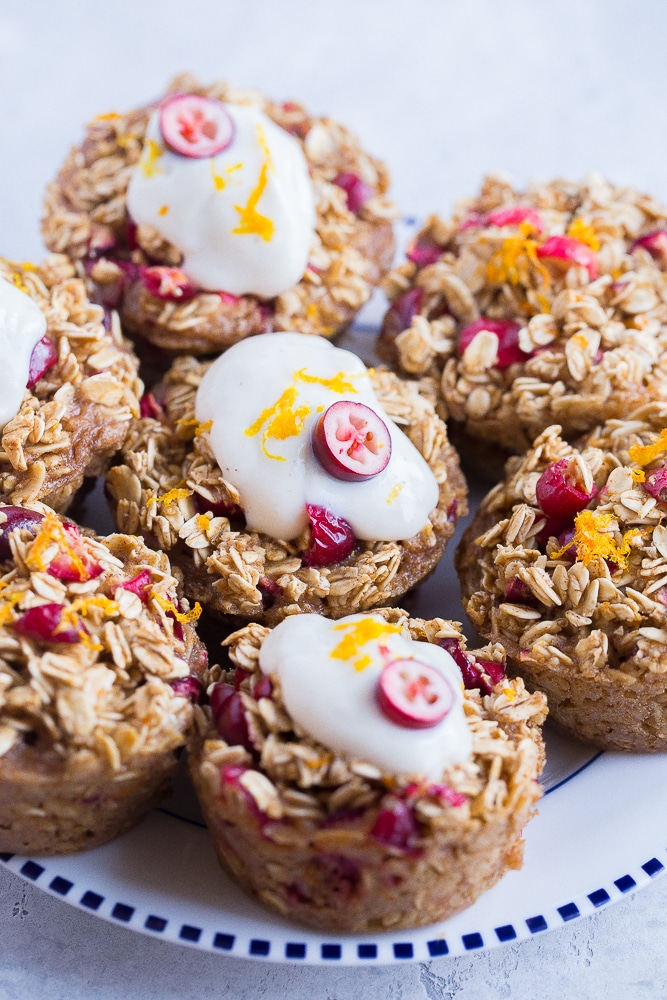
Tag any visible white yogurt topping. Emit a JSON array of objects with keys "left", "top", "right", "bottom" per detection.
[
  {"left": 126, "top": 102, "right": 316, "bottom": 298},
  {"left": 259, "top": 613, "right": 472, "bottom": 779},
  {"left": 195, "top": 334, "right": 440, "bottom": 541},
  {"left": 0, "top": 277, "right": 47, "bottom": 428}
]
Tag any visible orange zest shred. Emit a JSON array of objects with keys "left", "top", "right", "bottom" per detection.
[
  {"left": 140, "top": 139, "right": 163, "bottom": 178},
  {"left": 330, "top": 617, "right": 402, "bottom": 672},
  {"left": 567, "top": 218, "right": 600, "bottom": 251},
  {"left": 551, "top": 509, "right": 642, "bottom": 570},
  {"left": 631, "top": 468, "right": 646, "bottom": 483},
  {"left": 151, "top": 592, "right": 202, "bottom": 624},
  {"left": 232, "top": 125, "right": 274, "bottom": 241},
  {"left": 69, "top": 595, "right": 120, "bottom": 619},
  {"left": 25, "top": 513, "right": 88, "bottom": 580},
  {"left": 486, "top": 230, "right": 551, "bottom": 290},
  {"left": 146, "top": 487, "right": 193, "bottom": 508},
  {"left": 197, "top": 513, "right": 211, "bottom": 531},
  {"left": 174, "top": 417, "right": 212, "bottom": 437},
  {"left": 0, "top": 591, "right": 24, "bottom": 627},
  {"left": 627, "top": 429, "right": 667, "bottom": 466}
]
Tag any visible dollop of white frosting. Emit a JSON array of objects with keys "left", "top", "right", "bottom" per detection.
[
  {"left": 0, "top": 277, "right": 47, "bottom": 428},
  {"left": 259, "top": 613, "right": 472, "bottom": 779},
  {"left": 194, "top": 334, "right": 440, "bottom": 541},
  {"left": 126, "top": 102, "right": 316, "bottom": 298}
]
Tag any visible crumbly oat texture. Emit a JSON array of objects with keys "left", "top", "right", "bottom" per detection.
[
  {"left": 43, "top": 73, "right": 397, "bottom": 355},
  {"left": 106, "top": 358, "right": 467, "bottom": 624},
  {"left": 188, "top": 609, "right": 547, "bottom": 932},
  {"left": 457, "top": 404, "right": 667, "bottom": 750},
  {"left": 380, "top": 173, "right": 667, "bottom": 452},
  {"left": 0, "top": 504, "right": 206, "bottom": 855},
  {"left": 0, "top": 256, "right": 141, "bottom": 511}
]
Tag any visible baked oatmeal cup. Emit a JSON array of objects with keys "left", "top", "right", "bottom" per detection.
[
  {"left": 457, "top": 403, "right": 667, "bottom": 750},
  {"left": 43, "top": 73, "right": 397, "bottom": 356},
  {"left": 106, "top": 333, "right": 467, "bottom": 625},
  {"left": 380, "top": 174, "right": 667, "bottom": 453},
  {"left": 188, "top": 609, "right": 547, "bottom": 932},
  {"left": 0, "top": 503, "right": 207, "bottom": 855},
  {"left": 0, "top": 256, "right": 141, "bottom": 511}
]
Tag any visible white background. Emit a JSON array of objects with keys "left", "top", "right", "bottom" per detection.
[{"left": 2, "top": 1, "right": 667, "bottom": 997}]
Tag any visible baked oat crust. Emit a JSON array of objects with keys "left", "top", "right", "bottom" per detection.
[
  {"left": 380, "top": 174, "right": 667, "bottom": 452},
  {"left": 188, "top": 609, "right": 547, "bottom": 932},
  {"left": 456, "top": 405, "right": 667, "bottom": 750},
  {"left": 106, "top": 359, "right": 468, "bottom": 624},
  {"left": 43, "top": 74, "right": 397, "bottom": 354}
]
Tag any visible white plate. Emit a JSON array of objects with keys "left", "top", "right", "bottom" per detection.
[{"left": 3, "top": 233, "right": 666, "bottom": 964}]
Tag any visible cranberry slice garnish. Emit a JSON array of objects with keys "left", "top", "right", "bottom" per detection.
[
  {"left": 14, "top": 603, "right": 82, "bottom": 644},
  {"left": 438, "top": 637, "right": 504, "bottom": 695},
  {"left": 457, "top": 317, "right": 530, "bottom": 368},
  {"left": 486, "top": 206, "right": 544, "bottom": 232},
  {"left": 631, "top": 230, "right": 667, "bottom": 266},
  {"left": 160, "top": 94, "right": 235, "bottom": 159},
  {"left": 48, "top": 523, "right": 103, "bottom": 582},
  {"left": 253, "top": 675, "right": 273, "bottom": 700},
  {"left": 210, "top": 682, "right": 254, "bottom": 752},
  {"left": 139, "top": 392, "right": 164, "bottom": 421},
  {"left": 370, "top": 797, "right": 420, "bottom": 852},
  {"left": 140, "top": 265, "right": 198, "bottom": 302},
  {"left": 376, "top": 658, "right": 454, "bottom": 729},
  {"left": 118, "top": 569, "right": 152, "bottom": 603},
  {"left": 535, "top": 459, "right": 598, "bottom": 520},
  {"left": 26, "top": 336, "right": 58, "bottom": 389},
  {"left": 536, "top": 235, "right": 598, "bottom": 280},
  {"left": 382, "top": 287, "right": 424, "bottom": 344},
  {"left": 0, "top": 507, "right": 44, "bottom": 560},
  {"left": 302, "top": 504, "right": 356, "bottom": 567},
  {"left": 332, "top": 172, "right": 373, "bottom": 214},
  {"left": 312, "top": 400, "right": 392, "bottom": 482},
  {"left": 643, "top": 466, "right": 667, "bottom": 502},
  {"left": 406, "top": 235, "right": 443, "bottom": 268}
]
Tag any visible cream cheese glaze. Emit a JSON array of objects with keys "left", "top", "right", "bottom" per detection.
[
  {"left": 194, "top": 334, "right": 440, "bottom": 541},
  {"left": 0, "top": 277, "right": 47, "bottom": 428},
  {"left": 259, "top": 613, "right": 472, "bottom": 778},
  {"left": 126, "top": 101, "right": 316, "bottom": 297}
]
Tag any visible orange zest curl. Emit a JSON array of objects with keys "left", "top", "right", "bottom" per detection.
[
  {"left": 627, "top": 429, "right": 667, "bottom": 467},
  {"left": 25, "top": 513, "right": 89, "bottom": 580},
  {"left": 631, "top": 468, "right": 646, "bottom": 484},
  {"left": 567, "top": 218, "right": 600, "bottom": 251},
  {"left": 487, "top": 230, "right": 551, "bottom": 289},
  {"left": 146, "top": 487, "right": 193, "bottom": 508},
  {"left": 551, "top": 510, "right": 641, "bottom": 569},
  {"left": 151, "top": 592, "right": 202, "bottom": 624}
]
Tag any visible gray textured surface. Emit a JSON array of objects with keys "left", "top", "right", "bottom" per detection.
[{"left": 2, "top": 0, "right": 667, "bottom": 995}]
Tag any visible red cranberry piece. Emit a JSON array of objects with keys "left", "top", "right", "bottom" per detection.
[
  {"left": 312, "top": 401, "right": 391, "bottom": 482},
  {"left": 139, "top": 392, "right": 164, "bottom": 421},
  {"left": 332, "top": 172, "right": 373, "bottom": 214},
  {"left": 258, "top": 575, "right": 281, "bottom": 611},
  {"left": 126, "top": 216, "right": 139, "bottom": 251},
  {"left": 458, "top": 211, "right": 487, "bottom": 231},
  {"left": 438, "top": 637, "right": 498, "bottom": 694},
  {"left": 426, "top": 783, "right": 468, "bottom": 808},
  {"left": 631, "top": 230, "right": 667, "bottom": 266},
  {"left": 406, "top": 235, "right": 442, "bottom": 267},
  {"left": 0, "top": 507, "right": 44, "bottom": 560},
  {"left": 535, "top": 459, "right": 598, "bottom": 520},
  {"left": 14, "top": 603, "right": 81, "bottom": 644},
  {"left": 140, "top": 266, "right": 198, "bottom": 302},
  {"left": 160, "top": 94, "right": 235, "bottom": 158},
  {"left": 643, "top": 467, "right": 667, "bottom": 502},
  {"left": 193, "top": 493, "right": 244, "bottom": 521},
  {"left": 457, "top": 317, "right": 530, "bottom": 368},
  {"left": 253, "top": 675, "right": 273, "bottom": 700},
  {"left": 486, "top": 206, "right": 543, "bottom": 232},
  {"left": 48, "top": 523, "right": 103, "bottom": 582},
  {"left": 447, "top": 498, "right": 459, "bottom": 522},
  {"left": 87, "top": 224, "right": 118, "bottom": 259},
  {"left": 475, "top": 659, "right": 506, "bottom": 687},
  {"left": 504, "top": 576, "right": 537, "bottom": 604},
  {"left": 211, "top": 683, "right": 254, "bottom": 752},
  {"left": 536, "top": 516, "right": 572, "bottom": 549},
  {"left": 554, "top": 525, "right": 577, "bottom": 560},
  {"left": 170, "top": 675, "right": 203, "bottom": 701},
  {"left": 370, "top": 797, "right": 419, "bottom": 852},
  {"left": 118, "top": 569, "right": 152, "bottom": 603},
  {"left": 27, "top": 336, "right": 58, "bottom": 388},
  {"left": 233, "top": 668, "right": 251, "bottom": 692},
  {"left": 536, "top": 235, "right": 598, "bottom": 280},
  {"left": 302, "top": 504, "right": 356, "bottom": 567},
  {"left": 376, "top": 658, "right": 454, "bottom": 729},
  {"left": 218, "top": 291, "right": 242, "bottom": 307},
  {"left": 382, "top": 287, "right": 424, "bottom": 344}
]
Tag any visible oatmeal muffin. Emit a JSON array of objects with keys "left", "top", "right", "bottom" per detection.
[
  {"left": 106, "top": 333, "right": 467, "bottom": 625},
  {"left": 43, "top": 73, "right": 397, "bottom": 355},
  {"left": 0, "top": 503, "right": 207, "bottom": 855},
  {"left": 457, "top": 403, "right": 667, "bottom": 750},
  {"left": 188, "top": 609, "right": 546, "bottom": 932},
  {"left": 0, "top": 256, "right": 141, "bottom": 511},
  {"left": 380, "top": 173, "right": 667, "bottom": 453}
]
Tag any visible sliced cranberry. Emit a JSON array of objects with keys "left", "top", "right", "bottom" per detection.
[
  {"left": 160, "top": 94, "right": 235, "bottom": 158},
  {"left": 370, "top": 797, "right": 419, "bottom": 853},
  {"left": 140, "top": 265, "right": 198, "bottom": 302},
  {"left": 459, "top": 211, "right": 487, "bottom": 231},
  {"left": 406, "top": 235, "right": 442, "bottom": 268},
  {"left": 426, "top": 783, "right": 468, "bottom": 808},
  {"left": 193, "top": 493, "right": 244, "bottom": 521},
  {"left": 211, "top": 683, "right": 254, "bottom": 752},
  {"left": 170, "top": 675, "right": 203, "bottom": 701},
  {"left": 233, "top": 668, "right": 251, "bottom": 692},
  {"left": 88, "top": 224, "right": 118, "bottom": 259},
  {"left": 118, "top": 569, "right": 152, "bottom": 603},
  {"left": 536, "top": 235, "right": 598, "bottom": 280},
  {"left": 631, "top": 230, "right": 667, "bottom": 266},
  {"left": 486, "top": 206, "right": 543, "bottom": 232},
  {"left": 332, "top": 172, "right": 373, "bottom": 214},
  {"left": 536, "top": 516, "right": 572, "bottom": 549},
  {"left": 643, "top": 467, "right": 667, "bottom": 502},
  {"left": 26, "top": 336, "right": 58, "bottom": 388},
  {"left": 139, "top": 392, "right": 164, "bottom": 421},
  {"left": 125, "top": 216, "right": 139, "bottom": 251},
  {"left": 382, "top": 287, "right": 424, "bottom": 344},
  {"left": 258, "top": 575, "right": 281, "bottom": 610},
  {"left": 86, "top": 258, "right": 138, "bottom": 309},
  {"left": 0, "top": 507, "right": 44, "bottom": 560},
  {"left": 457, "top": 317, "right": 530, "bottom": 368},
  {"left": 14, "top": 603, "right": 82, "bottom": 644},
  {"left": 438, "top": 637, "right": 500, "bottom": 695},
  {"left": 48, "top": 523, "right": 103, "bottom": 582},
  {"left": 312, "top": 401, "right": 392, "bottom": 482},
  {"left": 474, "top": 659, "right": 506, "bottom": 687},
  {"left": 302, "top": 504, "right": 356, "bottom": 567},
  {"left": 554, "top": 524, "right": 577, "bottom": 560},
  {"left": 504, "top": 576, "right": 537, "bottom": 604},
  {"left": 314, "top": 853, "right": 361, "bottom": 901},
  {"left": 535, "top": 459, "right": 598, "bottom": 519},
  {"left": 218, "top": 291, "right": 242, "bottom": 307},
  {"left": 447, "top": 499, "right": 459, "bottom": 522},
  {"left": 253, "top": 675, "right": 273, "bottom": 700},
  {"left": 376, "top": 658, "right": 454, "bottom": 729}
]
